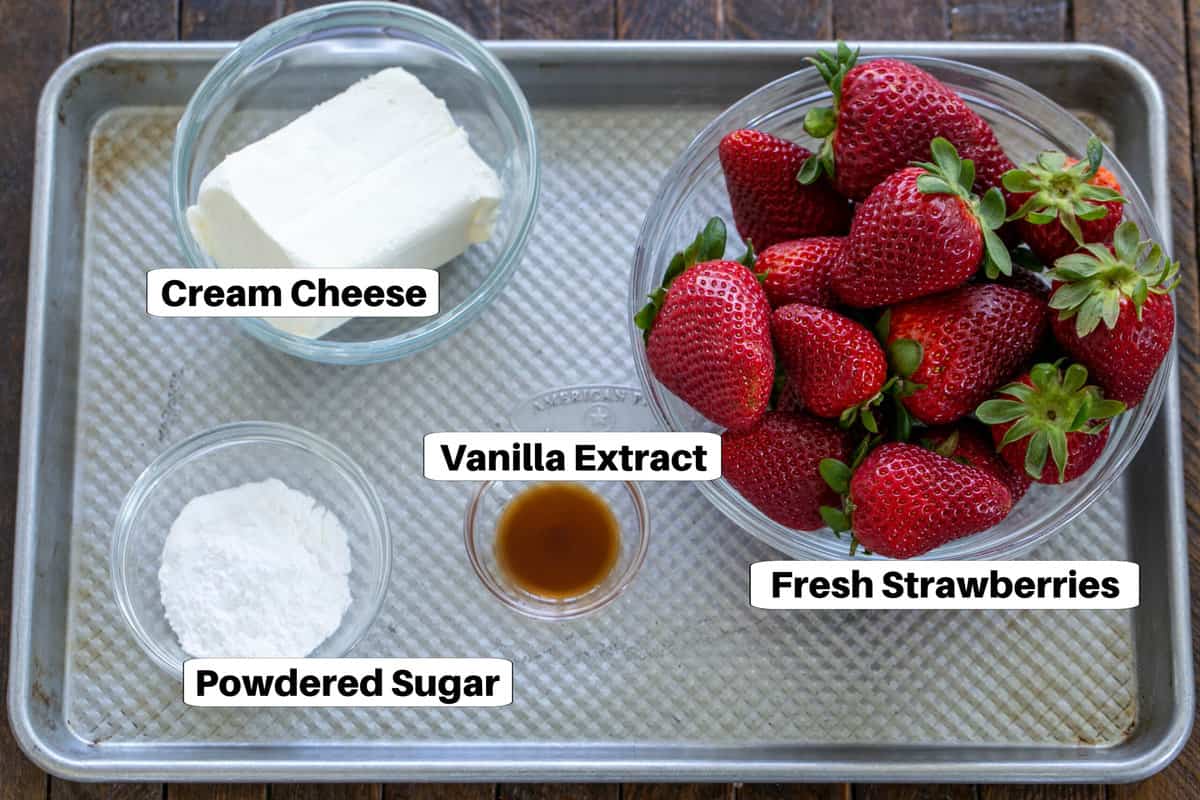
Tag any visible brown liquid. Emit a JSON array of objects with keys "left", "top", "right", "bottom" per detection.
[{"left": 495, "top": 483, "right": 620, "bottom": 599}]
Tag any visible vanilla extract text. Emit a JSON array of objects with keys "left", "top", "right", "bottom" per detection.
[{"left": 439, "top": 442, "right": 709, "bottom": 474}]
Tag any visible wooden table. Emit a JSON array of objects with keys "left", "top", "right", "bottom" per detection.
[{"left": 1, "top": 0, "right": 1196, "bottom": 797}]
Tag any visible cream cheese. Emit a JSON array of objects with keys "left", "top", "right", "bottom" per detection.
[{"left": 186, "top": 67, "right": 503, "bottom": 339}]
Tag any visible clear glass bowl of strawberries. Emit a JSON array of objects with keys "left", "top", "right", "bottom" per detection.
[{"left": 630, "top": 44, "right": 1177, "bottom": 560}]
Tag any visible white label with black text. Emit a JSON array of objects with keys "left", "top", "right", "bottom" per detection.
[
  {"left": 147, "top": 268, "right": 438, "bottom": 317},
  {"left": 183, "top": 658, "right": 512, "bottom": 707},
  {"left": 423, "top": 432, "right": 720, "bottom": 481},
  {"left": 750, "top": 561, "right": 1138, "bottom": 610}
]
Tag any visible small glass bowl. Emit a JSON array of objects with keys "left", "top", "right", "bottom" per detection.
[
  {"left": 629, "top": 56, "right": 1173, "bottom": 560},
  {"left": 111, "top": 421, "right": 392, "bottom": 675},
  {"left": 170, "top": 2, "right": 540, "bottom": 365},
  {"left": 464, "top": 481, "right": 650, "bottom": 620}
]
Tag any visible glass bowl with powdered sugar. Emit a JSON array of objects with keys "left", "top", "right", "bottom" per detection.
[{"left": 111, "top": 421, "right": 391, "bottom": 676}]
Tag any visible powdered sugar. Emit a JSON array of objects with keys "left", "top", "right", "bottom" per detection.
[{"left": 158, "top": 478, "right": 352, "bottom": 657}]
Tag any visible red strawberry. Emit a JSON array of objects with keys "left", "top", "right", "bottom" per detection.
[
  {"left": 1046, "top": 221, "right": 1178, "bottom": 407},
  {"left": 976, "top": 363, "right": 1124, "bottom": 484},
  {"left": 723, "top": 412, "right": 852, "bottom": 530},
  {"left": 759, "top": 236, "right": 843, "bottom": 308},
  {"left": 771, "top": 304, "right": 887, "bottom": 422},
  {"left": 636, "top": 219, "right": 773, "bottom": 432},
  {"left": 887, "top": 283, "right": 1048, "bottom": 425},
  {"left": 719, "top": 129, "right": 851, "bottom": 250},
  {"left": 831, "top": 139, "right": 1012, "bottom": 308},
  {"left": 1003, "top": 137, "right": 1126, "bottom": 264},
  {"left": 833, "top": 442, "right": 1012, "bottom": 559},
  {"left": 799, "top": 44, "right": 1014, "bottom": 201},
  {"left": 924, "top": 423, "right": 1031, "bottom": 502}
]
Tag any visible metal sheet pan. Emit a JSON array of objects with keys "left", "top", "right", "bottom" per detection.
[{"left": 8, "top": 41, "right": 1192, "bottom": 782}]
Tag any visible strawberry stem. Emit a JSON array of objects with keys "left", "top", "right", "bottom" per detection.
[
  {"left": 798, "top": 41, "right": 859, "bottom": 185},
  {"left": 913, "top": 138, "right": 1012, "bottom": 277},
  {"left": 1045, "top": 220, "right": 1180, "bottom": 337},
  {"left": 976, "top": 361, "right": 1124, "bottom": 480},
  {"left": 1001, "top": 136, "right": 1126, "bottom": 245},
  {"left": 635, "top": 217, "right": 729, "bottom": 336}
]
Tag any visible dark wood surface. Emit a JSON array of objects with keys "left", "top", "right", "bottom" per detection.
[{"left": 0, "top": 0, "right": 1196, "bottom": 797}]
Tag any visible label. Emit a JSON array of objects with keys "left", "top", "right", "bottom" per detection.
[
  {"left": 183, "top": 658, "right": 512, "bottom": 707},
  {"left": 750, "top": 561, "right": 1138, "bottom": 610},
  {"left": 423, "top": 432, "right": 720, "bottom": 481},
  {"left": 147, "top": 269, "right": 438, "bottom": 318}
]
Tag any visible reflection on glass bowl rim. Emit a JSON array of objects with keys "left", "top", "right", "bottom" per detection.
[{"left": 629, "top": 55, "right": 1173, "bottom": 561}]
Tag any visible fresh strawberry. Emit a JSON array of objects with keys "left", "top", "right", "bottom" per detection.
[
  {"left": 1046, "top": 221, "right": 1178, "bottom": 406},
  {"left": 886, "top": 283, "right": 1048, "bottom": 425},
  {"left": 923, "top": 423, "right": 1031, "bottom": 502},
  {"left": 636, "top": 219, "right": 773, "bottom": 431},
  {"left": 771, "top": 303, "right": 887, "bottom": 424},
  {"left": 1003, "top": 137, "right": 1126, "bottom": 264},
  {"left": 719, "top": 129, "right": 851, "bottom": 250},
  {"left": 723, "top": 412, "right": 852, "bottom": 530},
  {"left": 976, "top": 363, "right": 1124, "bottom": 484},
  {"left": 831, "top": 138, "right": 1012, "bottom": 308},
  {"left": 758, "top": 236, "right": 843, "bottom": 308},
  {"left": 821, "top": 442, "right": 1012, "bottom": 559},
  {"left": 799, "top": 44, "right": 1014, "bottom": 201}
]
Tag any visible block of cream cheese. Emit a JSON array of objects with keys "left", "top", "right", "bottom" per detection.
[{"left": 186, "top": 67, "right": 503, "bottom": 338}]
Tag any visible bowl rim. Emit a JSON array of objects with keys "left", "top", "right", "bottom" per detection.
[
  {"left": 169, "top": 1, "right": 541, "bottom": 365},
  {"left": 463, "top": 480, "right": 652, "bottom": 620},
  {"left": 110, "top": 420, "right": 393, "bottom": 675},
  {"left": 628, "top": 53, "right": 1173, "bottom": 561}
]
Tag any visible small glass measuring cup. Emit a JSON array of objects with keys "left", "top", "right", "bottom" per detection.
[{"left": 463, "top": 384, "right": 653, "bottom": 620}]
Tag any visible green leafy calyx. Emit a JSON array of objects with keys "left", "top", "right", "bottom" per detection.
[
  {"left": 913, "top": 138, "right": 1012, "bottom": 278},
  {"left": 1046, "top": 220, "right": 1180, "bottom": 337},
  {"left": 798, "top": 41, "right": 859, "bottom": 185},
  {"left": 1001, "top": 136, "right": 1126, "bottom": 245},
  {"left": 634, "top": 217, "right": 728, "bottom": 336},
  {"left": 975, "top": 362, "right": 1125, "bottom": 481}
]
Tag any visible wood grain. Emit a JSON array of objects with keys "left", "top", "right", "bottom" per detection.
[
  {"left": 624, "top": 785, "right": 733, "bottom": 800},
  {"left": 979, "top": 788, "right": 1105, "bottom": 800},
  {"left": 499, "top": 0, "right": 615, "bottom": 38},
  {"left": 168, "top": 785, "right": 267, "bottom": 800},
  {"left": 72, "top": 0, "right": 178, "bottom": 48},
  {"left": 738, "top": 785, "right": 849, "bottom": 799},
  {"left": 269, "top": 787, "right": 382, "bottom": 800},
  {"left": 496, "top": 787, "right": 617, "bottom": 800},
  {"left": 283, "top": 0, "right": 501, "bottom": 37},
  {"left": 721, "top": 0, "right": 833, "bottom": 39},
  {"left": 0, "top": 0, "right": 69, "bottom": 794},
  {"left": 833, "top": 0, "right": 947, "bottom": 39},
  {"left": 181, "top": 0, "right": 282, "bottom": 39},
  {"left": 948, "top": 0, "right": 1068, "bottom": 40},
  {"left": 618, "top": 0, "right": 718, "bottom": 38},
  {"left": 48, "top": 784, "right": 161, "bottom": 800},
  {"left": 384, "top": 787, "right": 494, "bottom": 800},
  {"left": 854, "top": 787, "right": 975, "bottom": 800}
]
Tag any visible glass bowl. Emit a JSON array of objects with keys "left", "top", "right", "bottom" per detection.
[
  {"left": 629, "top": 56, "right": 1172, "bottom": 561},
  {"left": 171, "top": 2, "right": 539, "bottom": 365},
  {"left": 111, "top": 421, "right": 392, "bottom": 675},
  {"left": 464, "top": 480, "right": 651, "bottom": 620}
]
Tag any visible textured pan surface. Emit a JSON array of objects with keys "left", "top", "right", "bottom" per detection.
[{"left": 10, "top": 43, "right": 1190, "bottom": 782}]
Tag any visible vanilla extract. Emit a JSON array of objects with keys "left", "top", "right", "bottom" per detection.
[{"left": 438, "top": 441, "right": 708, "bottom": 474}]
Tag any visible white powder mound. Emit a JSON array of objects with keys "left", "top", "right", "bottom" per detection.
[{"left": 158, "top": 478, "right": 353, "bottom": 658}]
